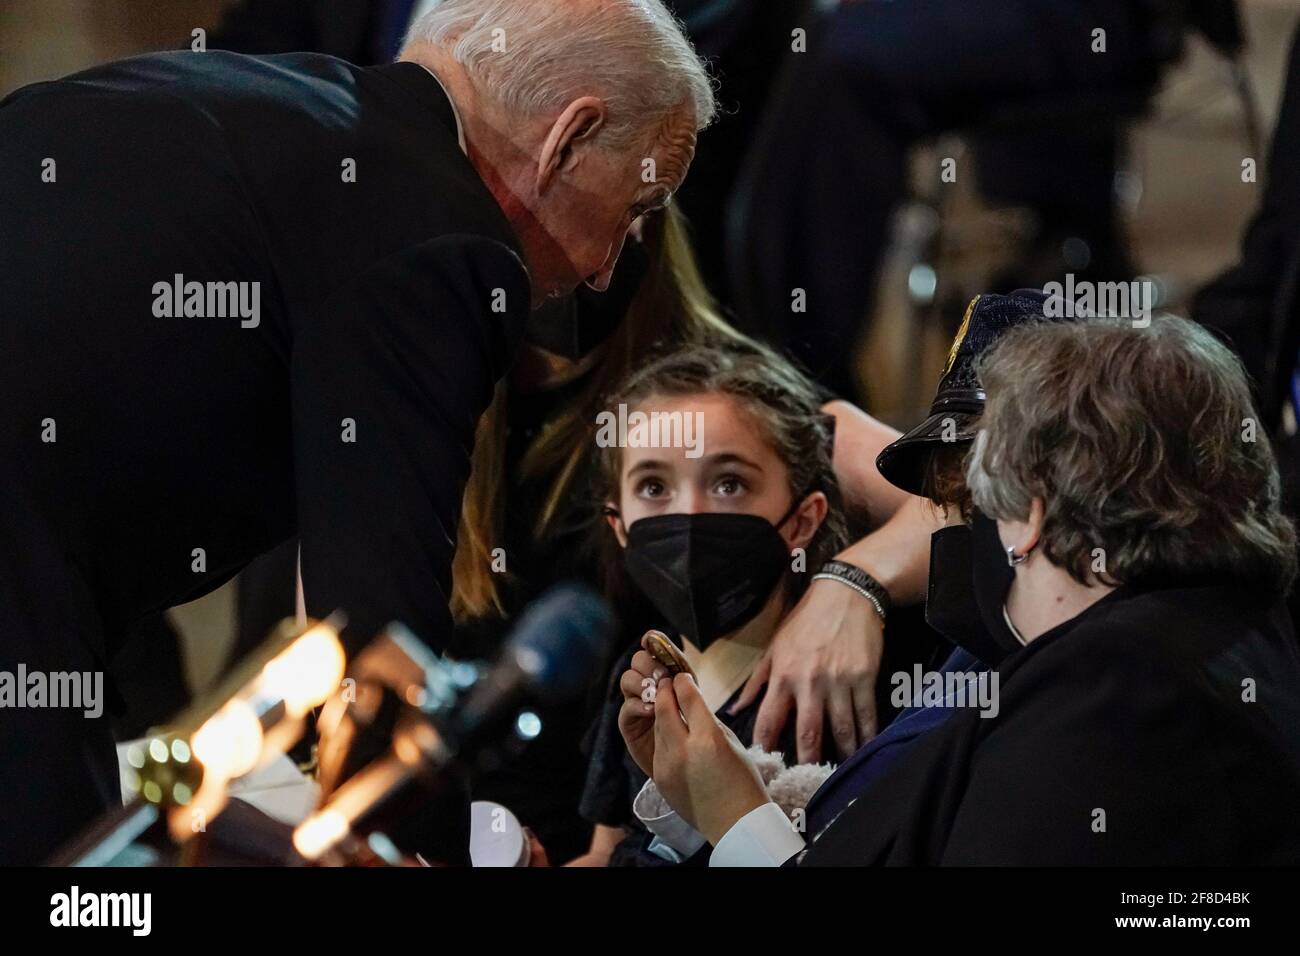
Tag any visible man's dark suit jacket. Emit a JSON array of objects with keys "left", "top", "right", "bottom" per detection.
[
  {"left": 801, "top": 582, "right": 1300, "bottom": 865},
  {"left": 0, "top": 49, "right": 528, "bottom": 651},
  {"left": 0, "top": 50, "right": 528, "bottom": 863}
]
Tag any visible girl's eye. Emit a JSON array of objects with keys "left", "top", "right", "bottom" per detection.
[
  {"left": 635, "top": 478, "right": 667, "bottom": 498},
  {"left": 713, "top": 475, "right": 746, "bottom": 497}
]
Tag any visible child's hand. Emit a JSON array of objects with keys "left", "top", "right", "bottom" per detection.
[
  {"left": 616, "top": 648, "right": 666, "bottom": 777},
  {"left": 652, "top": 673, "right": 771, "bottom": 846}
]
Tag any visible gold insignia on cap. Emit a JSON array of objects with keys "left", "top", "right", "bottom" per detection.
[{"left": 944, "top": 295, "right": 980, "bottom": 375}]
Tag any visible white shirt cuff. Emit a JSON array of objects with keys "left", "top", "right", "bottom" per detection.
[
  {"left": 709, "top": 801, "right": 806, "bottom": 867},
  {"left": 632, "top": 779, "right": 708, "bottom": 858}
]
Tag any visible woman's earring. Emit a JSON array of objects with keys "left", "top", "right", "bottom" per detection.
[{"left": 1006, "top": 545, "right": 1029, "bottom": 567}]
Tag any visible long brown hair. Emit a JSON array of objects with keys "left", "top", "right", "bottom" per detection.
[{"left": 450, "top": 206, "right": 752, "bottom": 622}]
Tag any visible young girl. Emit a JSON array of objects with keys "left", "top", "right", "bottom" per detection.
[{"left": 576, "top": 340, "right": 848, "bottom": 866}]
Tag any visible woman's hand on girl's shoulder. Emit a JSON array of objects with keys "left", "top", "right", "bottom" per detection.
[{"left": 734, "top": 576, "right": 884, "bottom": 762}]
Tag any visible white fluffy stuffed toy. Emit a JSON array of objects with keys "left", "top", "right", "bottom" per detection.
[{"left": 745, "top": 745, "right": 837, "bottom": 825}]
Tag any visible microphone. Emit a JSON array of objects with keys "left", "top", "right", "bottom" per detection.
[
  {"left": 294, "top": 584, "right": 615, "bottom": 862},
  {"left": 440, "top": 583, "right": 613, "bottom": 756}
]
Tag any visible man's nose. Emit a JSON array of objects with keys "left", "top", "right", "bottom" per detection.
[{"left": 585, "top": 235, "right": 627, "bottom": 292}]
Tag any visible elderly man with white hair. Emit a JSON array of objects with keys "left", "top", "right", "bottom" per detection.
[
  {"left": 400, "top": 0, "right": 713, "bottom": 298},
  {"left": 0, "top": 0, "right": 712, "bottom": 864}
]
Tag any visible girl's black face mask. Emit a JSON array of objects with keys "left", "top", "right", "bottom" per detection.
[
  {"left": 621, "top": 505, "right": 798, "bottom": 651},
  {"left": 924, "top": 511, "right": 1020, "bottom": 664}
]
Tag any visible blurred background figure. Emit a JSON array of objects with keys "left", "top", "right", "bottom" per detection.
[
  {"left": 727, "top": 0, "right": 1275, "bottom": 407},
  {"left": 1194, "top": 18, "right": 1300, "bottom": 435},
  {"left": 1191, "top": 17, "right": 1300, "bottom": 623}
]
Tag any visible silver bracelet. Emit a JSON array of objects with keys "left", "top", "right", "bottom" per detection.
[{"left": 811, "top": 572, "right": 887, "bottom": 622}]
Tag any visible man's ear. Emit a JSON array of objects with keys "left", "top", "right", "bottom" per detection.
[
  {"left": 538, "top": 96, "right": 606, "bottom": 192},
  {"left": 604, "top": 503, "right": 629, "bottom": 548},
  {"left": 785, "top": 491, "right": 829, "bottom": 551}
]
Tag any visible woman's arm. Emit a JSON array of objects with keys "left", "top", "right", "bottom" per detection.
[
  {"left": 822, "top": 399, "right": 911, "bottom": 526},
  {"left": 834, "top": 493, "right": 943, "bottom": 606}
]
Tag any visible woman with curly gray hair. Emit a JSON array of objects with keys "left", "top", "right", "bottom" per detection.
[
  {"left": 968, "top": 314, "right": 1296, "bottom": 620},
  {"left": 634, "top": 311, "right": 1300, "bottom": 865}
]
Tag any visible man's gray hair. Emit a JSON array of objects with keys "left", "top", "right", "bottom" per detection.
[{"left": 406, "top": 0, "right": 716, "bottom": 149}]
